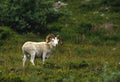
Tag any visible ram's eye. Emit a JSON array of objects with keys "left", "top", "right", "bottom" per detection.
[{"left": 51, "top": 39, "right": 54, "bottom": 41}]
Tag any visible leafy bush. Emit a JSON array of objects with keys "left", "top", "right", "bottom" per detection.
[
  {"left": 79, "top": 0, "right": 101, "bottom": 12},
  {"left": 0, "top": 0, "right": 67, "bottom": 34},
  {"left": 79, "top": 0, "right": 120, "bottom": 12},
  {"left": 0, "top": 27, "right": 13, "bottom": 40},
  {"left": 102, "top": 0, "right": 120, "bottom": 12}
]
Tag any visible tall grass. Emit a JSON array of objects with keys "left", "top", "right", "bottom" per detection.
[{"left": 0, "top": 33, "right": 120, "bottom": 82}]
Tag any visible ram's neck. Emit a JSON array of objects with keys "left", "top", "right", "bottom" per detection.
[{"left": 48, "top": 42, "right": 55, "bottom": 50}]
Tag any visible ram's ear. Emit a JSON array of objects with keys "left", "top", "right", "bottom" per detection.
[
  {"left": 56, "top": 35, "right": 63, "bottom": 45},
  {"left": 56, "top": 35, "right": 60, "bottom": 40}
]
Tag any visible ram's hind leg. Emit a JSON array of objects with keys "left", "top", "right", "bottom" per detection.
[
  {"left": 30, "top": 51, "right": 35, "bottom": 66},
  {"left": 23, "top": 54, "right": 27, "bottom": 67}
]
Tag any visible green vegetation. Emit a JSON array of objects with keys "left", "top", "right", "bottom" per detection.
[
  {"left": 0, "top": 0, "right": 120, "bottom": 82},
  {"left": 0, "top": 33, "right": 120, "bottom": 82}
]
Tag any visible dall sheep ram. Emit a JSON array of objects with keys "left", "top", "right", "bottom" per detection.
[{"left": 22, "top": 34, "right": 60, "bottom": 67}]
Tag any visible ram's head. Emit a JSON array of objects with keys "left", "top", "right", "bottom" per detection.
[{"left": 46, "top": 34, "right": 61, "bottom": 46}]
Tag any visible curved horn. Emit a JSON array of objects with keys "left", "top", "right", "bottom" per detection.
[{"left": 46, "top": 34, "right": 55, "bottom": 43}]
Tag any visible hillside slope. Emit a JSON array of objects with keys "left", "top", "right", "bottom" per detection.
[{"left": 0, "top": 0, "right": 120, "bottom": 82}]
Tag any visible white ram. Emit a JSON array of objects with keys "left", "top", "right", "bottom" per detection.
[{"left": 22, "top": 34, "right": 60, "bottom": 67}]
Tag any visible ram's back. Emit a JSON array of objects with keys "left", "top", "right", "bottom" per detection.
[{"left": 22, "top": 41, "right": 48, "bottom": 56}]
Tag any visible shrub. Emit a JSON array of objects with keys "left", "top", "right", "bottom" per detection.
[
  {"left": 0, "top": 27, "right": 13, "bottom": 40},
  {"left": 0, "top": 0, "right": 68, "bottom": 34}
]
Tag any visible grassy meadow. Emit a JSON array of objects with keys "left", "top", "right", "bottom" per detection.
[
  {"left": 0, "top": 0, "right": 120, "bottom": 82},
  {"left": 0, "top": 33, "right": 120, "bottom": 82}
]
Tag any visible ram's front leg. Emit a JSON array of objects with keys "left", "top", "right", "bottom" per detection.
[
  {"left": 42, "top": 52, "right": 46, "bottom": 64},
  {"left": 46, "top": 54, "right": 50, "bottom": 59}
]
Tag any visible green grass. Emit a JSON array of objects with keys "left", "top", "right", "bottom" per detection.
[
  {"left": 0, "top": 34, "right": 120, "bottom": 82},
  {"left": 0, "top": 0, "right": 120, "bottom": 81}
]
